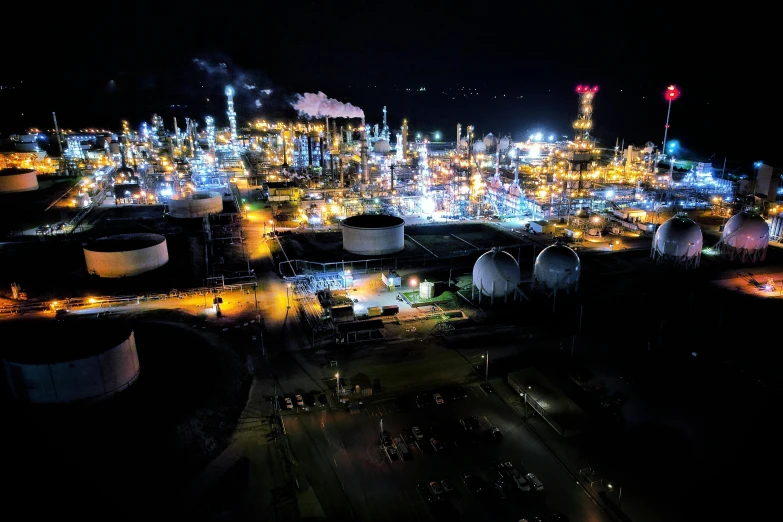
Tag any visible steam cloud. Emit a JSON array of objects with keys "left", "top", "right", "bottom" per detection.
[
  {"left": 192, "top": 57, "right": 274, "bottom": 114},
  {"left": 292, "top": 91, "right": 364, "bottom": 119}
]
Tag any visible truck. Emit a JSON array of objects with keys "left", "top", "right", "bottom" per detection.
[
  {"left": 367, "top": 306, "right": 382, "bottom": 317},
  {"left": 528, "top": 220, "right": 555, "bottom": 234}
]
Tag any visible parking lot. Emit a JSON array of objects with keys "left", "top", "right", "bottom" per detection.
[{"left": 284, "top": 382, "right": 608, "bottom": 522}]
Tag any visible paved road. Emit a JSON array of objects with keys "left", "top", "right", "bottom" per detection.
[{"left": 284, "top": 381, "right": 608, "bottom": 522}]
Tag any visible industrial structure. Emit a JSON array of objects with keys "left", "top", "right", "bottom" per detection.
[
  {"left": 471, "top": 248, "right": 520, "bottom": 303},
  {"left": 0, "top": 168, "right": 39, "bottom": 193},
  {"left": 341, "top": 214, "right": 405, "bottom": 255},
  {"left": 167, "top": 191, "right": 223, "bottom": 218},
  {"left": 651, "top": 216, "right": 703, "bottom": 268},
  {"left": 83, "top": 233, "right": 169, "bottom": 278},
  {"left": 1, "top": 321, "right": 140, "bottom": 403},
  {"left": 533, "top": 243, "right": 581, "bottom": 295},
  {"left": 719, "top": 211, "right": 769, "bottom": 263}
]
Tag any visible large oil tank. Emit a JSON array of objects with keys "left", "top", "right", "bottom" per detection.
[
  {"left": 341, "top": 214, "right": 405, "bottom": 255},
  {"left": 1, "top": 320, "right": 140, "bottom": 404},
  {"left": 651, "top": 216, "right": 703, "bottom": 268},
  {"left": 720, "top": 211, "right": 769, "bottom": 263},
  {"left": 0, "top": 168, "right": 39, "bottom": 193},
  {"left": 533, "top": 244, "right": 581, "bottom": 293},
  {"left": 168, "top": 191, "right": 223, "bottom": 218},
  {"left": 83, "top": 233, "right": 169, "bottom": 278},
  {"left": 472, "top": 248, "right": 520, "bottom": 297}
]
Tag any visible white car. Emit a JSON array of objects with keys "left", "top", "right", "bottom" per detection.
[
  {"left": 284, "top": 397, "right": 293, "bottom": 409},
  {"left": 295, "top": 394, "right": 304, "bottom": 407}
]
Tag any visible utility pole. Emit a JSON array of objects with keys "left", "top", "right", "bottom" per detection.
[{"left": 485, "top": 351, "right": 489, "bottom": 380}]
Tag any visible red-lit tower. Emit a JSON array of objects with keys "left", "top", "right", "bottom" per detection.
[{"left": 568, "top": 85, "right": 599, "bottom": 200}]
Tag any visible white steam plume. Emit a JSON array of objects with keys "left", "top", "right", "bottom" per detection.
[{"left": 292, "top": 91, "right": 364, "bottom": 119}]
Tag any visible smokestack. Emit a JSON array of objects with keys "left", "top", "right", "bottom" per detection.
[
  {"left": 401, "top": 119, "right": 408, "bottom": 157},
  {"left": 339, "top": 157, "right": 344, "bottom": 187},
  {"left": 457, "top": 123, "right": 461, "bottom": 151},
  {"left": 319, "top": 136, "right": 325, "bottom": 169},
  {"left": 360, "top": 127, "right": 369, "bottom": 183},
  {"left": 390, "top": 164, "right": 395, "bottom": 194},
  {"left": 173, "top": 117, "right": 180, "bottom": 148},
  {"left": 52, "top": 112, "right": 64, "bottom": 157},
  {"left": 325, "top": 117, "right": 330, "bottom": 153}
]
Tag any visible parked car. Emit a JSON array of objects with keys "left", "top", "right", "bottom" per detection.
[
  {"left": 283, "top": 397, "right": 293, "bottom": 409},
  {"left": 526, "top": 473, "right": 544, "bottom": 492},
  {"left": 412, "top": 426, "right": 424, "bottom": 441},
  {"left": 416, "top": 483, "right": 434, "bottom": 504},
  {"left": 430, "top": 438, "right": 444, "bottom": 452},
  {"left": 295, "top": 394, "right": 304, "bottom": 407},
  {"left": 433, "top": 393, "right": 444, "bottom": 405},
  {"left": 380, "top": 430, "right": 393, "bottom": 448},
  {"left": 441, "top": 479, "right": 454, "bottom": 493},
  {"left": 401, "top": 428, "right": 415, "bottom": 445},
  {"left": 487, "top": 427, "right": 503, "bottom": 441},
  {"left": 503, "top": 462, "right": 531, "bottom": 492},
  {"left": 460, "top": 472, "right": 483, "bottom": 494},
  {"left": 428, "top": 481, "right": 444, "bottom": 496}
]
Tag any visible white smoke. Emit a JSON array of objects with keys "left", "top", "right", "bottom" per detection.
[
  {"left": 193, "top": 58, "right": 228, "bottom": 76},
  {"left": 243, "top": 83, "right": 257, "bottom": 90},
  {"left": 262, "top": 89, "right": 272, "bottom": 95},
  {"left": 292, "top": 91, "right": 364, "bottom": 119},
  {"left": 255, "top": 100, "right": 262, "bottom": 108}
]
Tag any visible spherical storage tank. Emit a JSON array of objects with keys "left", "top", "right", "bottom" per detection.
[
  {"left": 652, "top": 216, "right": 703, "bottom": 268},
  {"left": 342, "top": 214, "right": 405, "bottom": 255},
  {"left": 721, "top": 211, "right": 769, "bottom": 263},
  {"left": 1, "top": 320, "right": 140, "bottom": 404},
  {"left": 483, "top": 133, "right": 497, "bottom": 150},
  {"left": 498, "top": 137, "right": 511, "bottom": 151},
  {"left": 534, "top": 244, "right": 581, "bottom": 293},
  {"left": 168, "top": 191, "right": 223, "bottom": 218},
  {"left": 0, "top": 167, "right": 39, "bottom": 193},
  {"left": 473, "top": 140, "right": 487, "bottom": 154},
  {"left": 84, "top": 233, "right": 169, "bottom": 278},
  {"left": 373, "top": 139, "right": 391, "bottom": 154},
  {"left": 473, "top": 248, "right": 520, "bottom": 297}
]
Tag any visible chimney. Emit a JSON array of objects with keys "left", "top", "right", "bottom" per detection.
[
  {"left": 307, "top": 134, "right": 313, "bottom": 169},
  {"left": 319, "top": 136, "right": 325, "bottom": 169}
]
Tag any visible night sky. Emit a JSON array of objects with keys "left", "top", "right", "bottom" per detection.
[{"left": 0, "top": 2, "right": 776, "bottom": 170}]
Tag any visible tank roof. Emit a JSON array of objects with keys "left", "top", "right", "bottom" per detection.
[
  {"left": 0, "top": 319, "right": 133, "bottom": 364},
  {"left": 342, "top": 214, "right": 404, "bottom": 229},
  {"left": 83, "top": 233, "right": 166, "bottom": 252},
  {"left": 0, "top": 167, "right": 36, "bottom": 176}
]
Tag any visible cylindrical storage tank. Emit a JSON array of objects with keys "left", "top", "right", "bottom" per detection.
[
  {"left": 419, "top": 280, "right": 435, "bottom": 299},
  {"left": 83, "top": 233, "right": 169, "bottom": 278},
  {"left": 473, "top": 140, "right": 487, "bottom": 154},
  {"left": 1, "top": 320, "right": 140, "bottom": 404},
  {"left": 168, "top": 191, "right": 223, "bottom": 218},
  {"left": 0, "top": 168, "right": 39, "bottom": 193},
  {"left": 341, "top": 214, "right": 405, "bottom": 255},
  {"left": 533, "top": 244, "right": 581, "bottom": 293},
  {"left": 472, "top": 248, "right": 520, "bottom": 297},
  {"left": 721, "top": 211, "right": 769, "bottom": 263},
  {"left": 652, "top": 216, "right": 703, "bottom": 268}
]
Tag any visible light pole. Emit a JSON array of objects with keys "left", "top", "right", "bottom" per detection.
[
  {"left": 335, "top": 372, "right": 340, "bottom": 397},
  {"left": 481, "top": 352, "right": 489, "bottom": 380},
  {"left": 286, "top": 282, "right": 291, "bottom": 308},
  {"left": 607, "top": 483, "right": 623, "bottom": 507},
  {"left": 655, "top": 85, "right": 680, "bottom": 175},
  {"left": 253, "top": 282, "right": 259, "bottom": 323},
  {"left": 521, "top": 385, "right": 532, "bottom": 417},
  {"left": 752, "top": 161, "right": 763, "bottom": 206}
]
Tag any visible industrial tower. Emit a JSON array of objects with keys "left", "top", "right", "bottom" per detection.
[
  {"left": 381, "top": 106, "right": 390, "bottom": 141},
  {"left": 568, "top": 85, "right": 598, "bottom": 198},
  {"left": 225, "top": 86, "right": 238, "bottom": 147}
]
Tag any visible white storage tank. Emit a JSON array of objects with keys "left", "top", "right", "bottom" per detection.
[
  {"left": 341, "top": 214, "right": 405, "bottom": 256},
  {"left": 483, "top": 133, "right": 497, "bottom": 150},
  {"left": 721, "top": 211, "right": 769, "bottom": 263},
  {"left": 651, "top": 216, "right": 703, "bottom": 268},
  {"left": 83, "top": 233, "right": 169, "bottom": 278},
  {"left": 1, "top": 320, "right": 141, "bottom": 404},
  {"left": 0, "top": 167, "right": 39, "bottom": 193},
  {"left": 533, "top": 244, "right": 581, "bottom": 293},
  {"left": 498, "top": 137, "right": 511, "bottom": 152},
  {"left": 472, "top": 248, "right": 520, "bottom": 298},
  {"left": 168, "top": 191, "right": 223, "bottom": 218},
  {"left": 373, "top": 139, "right": 391, "bottom": 154},
  {"left": 419, "top": 280, "right": 435, "bottom": 299},
  {"left": 472, "top": 140, "right": 487, "bottom": 154}
]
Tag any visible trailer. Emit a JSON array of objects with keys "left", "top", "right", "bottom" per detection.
[{"left": 528, "top": 220, "right": 556, "bottom": 234}]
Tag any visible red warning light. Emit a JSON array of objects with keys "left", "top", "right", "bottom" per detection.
[
  {"left": 576, "top": 85, "right": 584, "bottom": 93},
  {"left": 665, "top": 85, "right": 680, "bottom": 101},
  {"left": 591, "top": 86, "right": 599, "bottom": 93}
]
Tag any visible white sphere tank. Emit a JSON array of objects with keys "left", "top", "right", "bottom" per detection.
[
  {"left": 473, "top": 140, "right": 486, "bottom": 154},
  {"left": 652, "top": 216, "right": 703, "bottom": 268},
  {"left": 1, "top": 320, "right": 140, "bottom": 404},
  {"left": 721, "top": 211, "right": 769, "bottom": 262},
  {"left": 0, "top": 167, "right": 39, "bottom": 193},
  {"left": 84, "top": 233, "right": 169, "bottom": 278},
  {"left": 473, "top": 248, "right": 520, "bottom": 297},
  {"left": 460, "top": 138, "right": 468, "bottom": 149},
  {"left": 483, "top": 133, "right": 497, "bottom": 149},
  {"left": 533, "top": 244, "right": 581, "bottom": 293},
  {"left": 373, "top": 139, "right": 391, "bottom": 154},
  {"left": 168, "top": 191, "right": 223, "bottom": 218},
  {"left": 341, "top": 214, "right": 405, "bottom": 255},
  {"left": 499, "top": 137, "right": 511, "bottom": 151}
]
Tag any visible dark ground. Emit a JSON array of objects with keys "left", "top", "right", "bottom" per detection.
[{"left": 0, "top": 314, "right": 250, "bottom": 521}]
